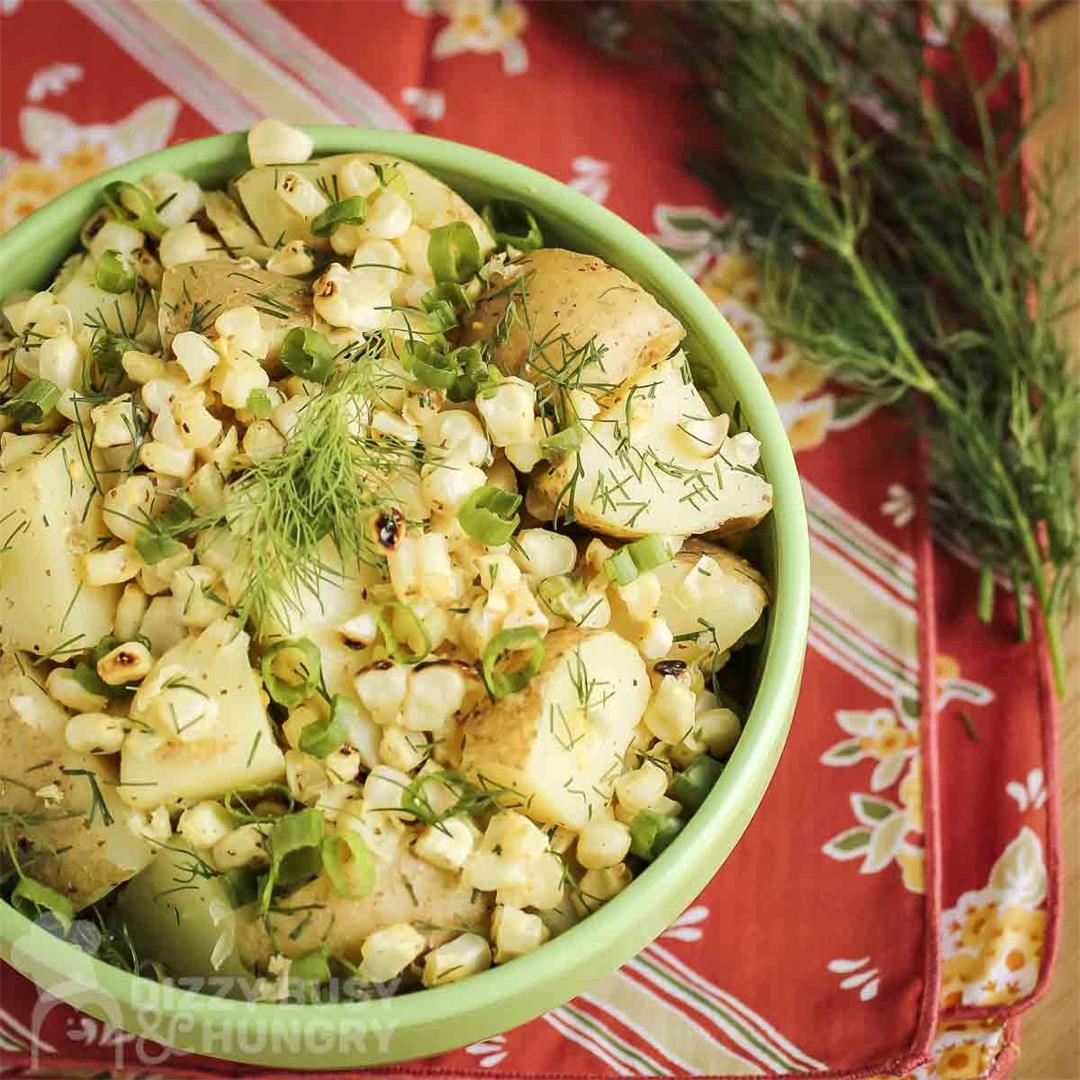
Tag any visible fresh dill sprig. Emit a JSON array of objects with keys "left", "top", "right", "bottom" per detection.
[{"left": 603, "top": 0, "right": 1079, "bottom": 694}]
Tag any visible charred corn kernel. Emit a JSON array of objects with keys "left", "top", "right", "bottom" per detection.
[
  {"left": 492, "top": 905, "right": 548, "bottom": 964},
  {"left": 114, "top": 583, "right": 149, "bottom": 641},
  {"left": 171, "top": 391, "right": 221, "bottom": 450},
  {"left": 211, "top": 356, "right": 270, "bottom": 410},
  {"left": 81, "top": 544, "right": 143, "bottom": 587},
  {"left": 266, "top": 239, "right": 315, "bottom": 277},
  {"left": 278, "top": 171, "right": 328, "bottom": 219},
  {"left": 635, "top": 616, "right": 674, "bottom": 661},
  {"left": 172, "top": 565, "right": 224, "bottom": 628},
  {"left": 172, "top": 331, "right": 220, "bottom": 385},
  {"left": 617, "top": 572, "right": 661, "bottom": 622},
  {"left": 387, "top": 532, "right": 455, "bottom": 604},
  {"left": 378, "top": 725, "right": 427, "bottom": 772},
  {"left": 496, "top": 850, "right": 565, "bottom": 911},
  {"left": 338, "top": 607, "right": 379, "bottom": 646},
  {"left": 142, "top": 172, "right": 203, "bottom": 229},
  {"left": 400, "top": 662, "right": 467, "bottom": 733},
  {"left": 354, "top": 663, "right": 409, "bottom": 725},
  {"left": 413, "top": 816, "right": 478, "bottom": 872},
  {"left": 359, "top": 923, "right": 425, "bottom": 985},
  {"left": 313, "top": 263, "right": 391, "bottom": 333},
  {"left": 285, "top": 749, "right": 329, "bottom": 805},
  {"left": 37, "top": 334, "right": 80, "bottom": 391},
  {"left": 88, "top": 219, "right": 144, "bottom": 260},
  {"left": 476, "top": 377, "right": 535, "bottom": 448},
  {"left": 644, "top": 670, "right": 695, "bottom": 742},
  {"left": 419, "top": 459, "right": 486, "bottom": 516},
  {"left": 363, "top": 764, "right": 412, "bottom": 821},
  {"left": 138, "top": 544, "right": 193, "bottom": 596},
  {"left": 614, "top": 761, "right": 669, "bottom": 816},
  {"left": 242, "top": 418, "right": 286, "bottom": 462},
  {"left": 422, "top": 409, "right": 488, "bottom": 466},
  {"left": 573, "top": 863, "right": 631, "bottom": 916},
  {"left": 325, "top": 746, "right": 361, "bottom": 784},
  {"left": 65, "top": 712, "right": 125, "bottom": 755},
  {"left": 247, "top": 119, "right": 314, "bottom": 167},
  {"left": 177, "top": 800, "right": 234, "bottom": 849},
  {"left": 576, "top": 819, "right": 632, "bottom": 870},
  {"left": 215, "top": 304, "right": 267, "bottom": 362},
  {"left": 103, "top": 475, "right": 155, "bottom": 542},
  {"left": 132, "top": 247, "right": 163, "bottom": 289},
  {"left": 159, "top": 222, "right": 209, "bottom": 268},
  {"left": 213, "top": 823, "right": 269, "bottom": 871},
  {"left": 97, "top": 640, "right": 153, "bottom": 686},
  {"left": 465, "top": 811, "right": 548, "bottom": 892},
  {"left": 46, "top": 667, "right": 107, "bottom": 712},
  {"left": 91, "top": 393, "right": 137, "bottom": 448},
  {"left": 422, "top": 933, "right": 491, "bottom": 988},
  {"left": 365, "top": 189, "right": 412, "bottom": 240},
  {"left": 122, "top": 349, "right": 167, "bottom": 384},
  {"left": 337, "top": 159, "right": 380, "bottom": 199},
  {"left": 371, "top": 407, "right": 418, "bottom": 445},
  {"left": 698, "top": 707, "right": 742, "bottom": 758},
  {"left": 139, "top": 440, "right": 196, "bottom": 479}
]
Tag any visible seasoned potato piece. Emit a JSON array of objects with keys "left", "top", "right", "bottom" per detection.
[
  {"left": 55, "top": 254, "right": 159, "bottom": 348},
  {"left": 236, "top": 837, "right": 490, "bottom": 969},
  {"left": 528, "top": 353, "right": 772, "bottom": 539},
  {"left": 158, "top": 259, "right": 313, "bottom": 355},
  {"left": 0, "top": 437, "right": 120, "bottom": 656},
  {"left": 0, "top": 651, "right": 153, "bottom": 910},
  {"left": 119, "top": 842, "right": 248, "bottom": 978},
  {"left": 233, "top": 153, "right": 494, "bottom": 261},
  {"left": 460, "top": 249, "right": 684, "bottom": 392},
  {"left": 119, "top": 619, "right": 285, "bottom": 810},
  {"left": 460, "top": 629, "right": 650, "bottom": 829}
]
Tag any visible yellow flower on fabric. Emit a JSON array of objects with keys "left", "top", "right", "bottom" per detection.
[{"left": 1, "top": 141, "right": 108, "bottom": 233}]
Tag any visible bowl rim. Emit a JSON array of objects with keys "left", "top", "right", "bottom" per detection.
[{"left": 0, "top": 128, "right": 809, "bottom": 1067}]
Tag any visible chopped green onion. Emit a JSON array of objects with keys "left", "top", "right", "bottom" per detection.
[
  {"left": 73, "top": 661, "right": 128, "bottom": 700},
  {"left": 371, "top": 161, "right": 409, "bottom": 196},
  {"left": 481, "top": 627, "right": 545, "bottom": 700},
  {"left": 1, "top": 378, "right": 60, "bottom": 424},
  {"left": 91, "top": 331, "right": 137, "bottom": 383},
  {"left": 404, "top": 342, "right": 458, "bottom": 392},
  {"left": 310, "top": 196, "right": 368, "bottom": 238},
  {"left": 458, "top": 485, "right": 522, "bottom": 546},
  {"left": 224, "top": 783, "right": 296, "bottom": 823},
  {"left": 134, "top": 492, "right": 194, "bottom": 565},
  {"left": 422, "top": 298, "right": 458, "bottom": 334},
  {"left": 629, "top": 809, "right": 684, "bottom": 861},
  {"left": 670, "top": 754, "right": 724, "bottom": 813},
  {"left": 322, "top": 830, "right": 375, "bottom": 899},
  {"left": 280, "top": 326, "right": 335, "bottom": 383},
  {"left": 246, "top": 388, "right": 272, "bottom": 419},
  {"left": 260, "top": 808, "right": 325, "bottom": 912},
  {"left": 290, "top": 947, "right": 331, "bottom": 1000},
  {"left": 422, "top": 282, "right": 470, "bottom": 313},
  {"left": 537, "top": 574, "right": 585, "bottom": 620},
  {"left": 377, "top": 602, "right": 432, "bottom": 665},
  {"left": 481, "top": 200, "right": 544, "bottom": 252},
  {"left": 220, "top": 867, "right": 260, "bottom": 909},
  {"left": 604, "top": 535, "right": 678, "bottom": 586},
  {"left": 101, "top": 180, "right": 166, "bottom": 238},
  {"left": 540, "top": 424, "right": 583, "bottom": 456},
  {"left": 260, "top": 638, "right": 322, "bottom": 708},
  {"left": 446, "top": 345, "right": 497, "bottom": 402},
  {"left": 11, "top": 874, "right": 75, "bottom": 928},
  {"left": 428, "top": 222, "right": 481, "bottom": 283},
  {"left": 93, "top": 250, "right": 136, "bottom": 294},
  {"left": 299, "top": 695, "right": 354, "bottom": 759}
]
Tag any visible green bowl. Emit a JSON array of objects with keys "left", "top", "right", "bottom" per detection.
[{"left": 0, "top": 129, "right": 809, "bottom": 1069}]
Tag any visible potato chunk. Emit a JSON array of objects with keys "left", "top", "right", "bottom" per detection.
[
  {"left": 0, "top": 650, "right": 152, "bottom": 909},
  {"left": 119, "top": 619, "right": 285, "bottom": 810},
  {"left": 0, "top": 437, "right": 120, "bottom": 655},
  {"left": 460, "top": 629, "right": 650, "bottom": 829},
  {"left": 528, "top": 353, "right": 772, "bottom": 539},
  {"left": 461, "top": 248, "right": 684, "bottom": 392}
]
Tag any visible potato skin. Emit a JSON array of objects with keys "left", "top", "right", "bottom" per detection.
[
  {"left": 158, "top": 259, "right": 313, "bottom": 354},
  {"left": 237, "top": 843, "right": 490, "bottom": 969},
  {"left": 0, "top": 651, "right": 153, "bottom": 910},
  {"left": 460, "top": 249, "right": 684, "bottom": 391}
]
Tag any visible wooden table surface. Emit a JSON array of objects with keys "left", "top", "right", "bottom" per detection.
[{"left": 1014, "top": 3, "right": 1080, "bottom": 1077}]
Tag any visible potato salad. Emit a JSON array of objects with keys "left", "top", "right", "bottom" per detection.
[{"left": 0, "top": 120, "right": 772, "bottom": 1000}]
